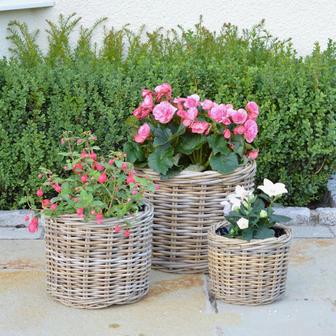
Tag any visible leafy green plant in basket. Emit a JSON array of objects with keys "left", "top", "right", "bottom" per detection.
[
  {"left": 20, "top": 131, "right": 155, "bottom": 236},
  {"left": 124, "top": 83, "right": 259, "bottom": 179},
  {"left": 220, "top": 179, "right": 291, "bottom": 240}
]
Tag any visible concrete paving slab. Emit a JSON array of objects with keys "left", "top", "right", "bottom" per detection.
[
  {"left": 0, "top": 239, "right": 335, "bottom": 336},
  {"left": 289, "top": 225, "right": 334, "bottom": 238}
]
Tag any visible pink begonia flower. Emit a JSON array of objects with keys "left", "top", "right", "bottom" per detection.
[
  {"left": 42, "top": 199, "right": 50, "bottom": 208},
  {"left": 231, "top": 108, "right": 248, "bottom": 125},
  {"left": 142, "top": 89, "right": 153, "bottom": 98},
  {"left": 233, "top": 125, "right": 245, "bottom": 135},
  {"left": 140, "top": 93, "right": 154, "bottom": 110},
  {"left": 153, "top": 101, "right": 177, "bottom": 124},
  {"left": 134, "top": 123, "right": 151, "bottom": 143},
  {"left": 76, "top": 208, "right": 84, "bottom": 218},
  {"left": 246, "top": 101, "right": 259, "bottom": 120},
  {"left": 124, "top": 229, "right": 130, "bottom": 238},
  {"left": 81, "top": 175, "right": 88, "bottom": 183},
  {"left": 80, "top": 150, "right": 87, "bottom": 159},
  {"left": 244, "top": 119, "right": 258, "bottom": 143},
  {"left": 126, "top": 171, "right": 136, "bottom": 184},
  {"left": 177, "top": 107, "right": 198, "bottom": 126},
  {"left": 155, "top": 184, "right": 160, "bottom": 191},
  {"left": 190, "top": 121, "right": 210, "bottom": 134},
  {"left": 114, "top": 225, "right": 121, "bottom": 233},
  {"left": 132, "top": 106, "right": 151, "bottom": 120},
  {"left": 50, "top": 203, "right": 58, "bottom": 211},
  {"left": 247, "top": 149, "right": 259, "bottom": 160},
  {"left": 108, "top": 159, "right": 115, "bottom": 165},
  {"left": 201, "top": 99, "right": 214, "bottom": 110},
  {"left": 223, "top": 129, "right": 231, "bottom": 139},
  {"left": 90, "top": 209, "right": 96, "bottom": 215},
  {"left": 154, "top": 83, "right": 172, "bottom": 101},
  {"left": 131, "top": 189, "right": 138, "bottom": 195},
  {"left": 36, "top": 188, "right": 43, "bottom": 197},
  {"left": 96, "top": 213, "right": 104, "bottom": 224},
  {"left": 98, "top": 173, "right": 108, "bottom": 184},
  {"left": 208, "top": 104, "right": 230, "bottom": 124},
  {"left": 89, "top": 152, "right": 97, "bottom": 160},
  {"left": 28, "top": 217, "right": 39, "bottom": 233},
  {"left": 121, "top": 162, "right": 128, "bottom": 171},
  {"left": 52, "top": 184, "right": 62, "bottom": 193},
  {"left": 184, "top": 94, "right": 200, "bottom": 109},
  {"left": 173, "top": 97, "right": 186, "bottom": 110},
  {"left": 24, "top": 214, "right": 30, "bottom": 222}
]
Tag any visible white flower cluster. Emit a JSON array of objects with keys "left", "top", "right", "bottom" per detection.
[{"left": 221, "top": 179, "right": 288, "bottom": 230}]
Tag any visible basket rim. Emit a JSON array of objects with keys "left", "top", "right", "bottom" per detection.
[
  {"left": 137, "top": 160, "right": 256, "bottom": 180},
  {"left": 209, "top": 221, "right": 292, "bottom": 247},
  {"left": 44, "top": 199, "right": 153, "bottom": 228}
]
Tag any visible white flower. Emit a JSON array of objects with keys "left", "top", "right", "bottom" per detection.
[
  {"left": 221, "top": 200, "right": 232, "bottom": 215},
  {"left": 234, "top": 185, "right": 253, "bottom": 200},
  {"left": 237, "top": 217, "right": 249, "bottom": 230},
  {"left": 257, "top": 178, "right": 288, "bottom": 198}
]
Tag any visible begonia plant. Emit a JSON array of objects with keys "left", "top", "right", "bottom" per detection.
[{"left": 125, "top": 83, "right": 259, "bottom": 178}]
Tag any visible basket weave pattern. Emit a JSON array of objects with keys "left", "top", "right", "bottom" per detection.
[
  {"left": 208, "top": 222, "right": 292, "bottom": 305},
  {"left": 45, "top": 201, "right": 153, "bottom": 309},
  {"left": 137, "top": 161, "right": 256, "bottom": 273}
]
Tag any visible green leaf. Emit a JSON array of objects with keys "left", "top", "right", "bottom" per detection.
[
  {"left": 123, "top": 142, "right": 145, "bottom": 163},
  {"left": 207, "top": 134, "right": 229, "bottom": 155},
  {"left": 168, "top": 123, "right": 186, "bottom": 137},
  {"left": 209, "top": 152, "right": 239, "bottom": 174},
  {"left": 153, "top": 126, "right": 172, "bottom": 146},
  {"left": 254, "top": 227, "right": 275, "bottom": 239},
  {"left": 241, "top": 228, "right": 253, "bottom": 241},
  {"left": 160, "top": 165, "right": 184, "bottom": 180},
  {"left": 176, "top": 133, "right": 207, "bottom": 155},
  {"left": 78, "top": 189, "right": 93, "bottom": 208},
  {"left": 231, "top": 135, "right": 245, "bottom": 156},
  {"left": 148, "top": 145, "right": 174, "bottom": 175}
]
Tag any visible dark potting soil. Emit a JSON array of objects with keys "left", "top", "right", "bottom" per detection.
[{"left": 215, "top": 226, "right": 286, "bottom": 239}]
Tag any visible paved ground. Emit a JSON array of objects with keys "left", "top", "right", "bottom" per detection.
[{"left": 0, "top": 237, "right": 336, "bottom": 336}]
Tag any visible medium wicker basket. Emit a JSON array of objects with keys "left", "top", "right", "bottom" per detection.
[
  {"left": 137, "top": 160, "right": 256, "bottom": 273},
  {"left": 44, "top": 200, "right": 153, "bottom": 309},
  {"left": 208, "top": 222, "right": 292, "bottom": 305}
]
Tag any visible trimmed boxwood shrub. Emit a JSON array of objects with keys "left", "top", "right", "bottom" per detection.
[{"left": 0, "top": 16, "right": 335, "bottom": 208}]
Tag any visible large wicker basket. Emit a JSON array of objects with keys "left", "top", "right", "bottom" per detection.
[
  {"left": 208, "top": 222, "right": 292, "bottom": 305},
  {"left": 44, "top": 200, "right": 153, "bottom": 309},
  {"left": 137, "top": 160, "right": 256, "bottom": 273}
]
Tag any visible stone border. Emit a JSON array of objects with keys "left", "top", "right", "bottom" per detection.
[{"left": 273, "top": 173, "right": 336, "bottom": 226}]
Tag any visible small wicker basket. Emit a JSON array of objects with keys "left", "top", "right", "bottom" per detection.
[
  {"left": 137, "top": 160, "right": 256, "bottom": 273},
  {"left": 45, "top": 200, "right": 153, "bottom": 309},
  {"left": 208, "top": 222, "right": 292, "bottom": 305}
]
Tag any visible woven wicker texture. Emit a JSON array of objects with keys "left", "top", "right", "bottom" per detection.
[
  {"left": 137, "top": 161, "right": 256, "bottom": 273},
  {"left": 45, "top": 200, "right": 153, "bottom": 309},
  {"left": 208, "top": 221, "right": 292, "bottom": 305}
]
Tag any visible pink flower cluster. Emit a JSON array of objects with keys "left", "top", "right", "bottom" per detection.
[{"left": 131, "top": 83, "right": 259, "bottom": 159}]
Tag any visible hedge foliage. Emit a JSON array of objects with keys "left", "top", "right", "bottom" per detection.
[{"left": 0, "top": 14, "right": 335, "bottom": 208}]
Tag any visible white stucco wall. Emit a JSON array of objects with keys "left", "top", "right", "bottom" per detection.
[{"left": 0, "top": 0, "right": 335, "bottom": 57}]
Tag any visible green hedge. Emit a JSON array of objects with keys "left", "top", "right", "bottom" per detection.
[{"left": 0, "top": 16, "right": 335, "bottom": 208}]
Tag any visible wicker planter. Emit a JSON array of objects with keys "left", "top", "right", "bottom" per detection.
[
  {"left": 44, "top": 201, "right": 153, "bottom": 309},
  {"left": 137, "top": 160, "right": 256, "bottom": 273},
  {"left": 208, "top": 222, "right": 292, "bottom": 305}
]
